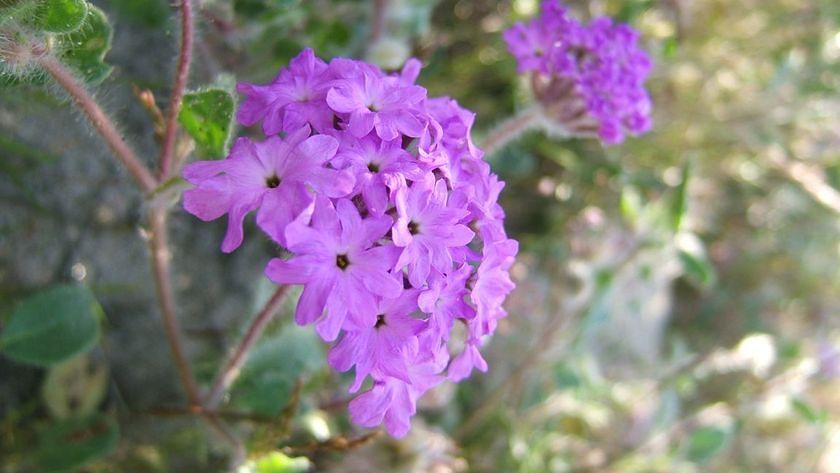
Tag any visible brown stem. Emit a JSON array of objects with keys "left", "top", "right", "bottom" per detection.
[
  {"left": 480, "top": 107, "right": 541, "bottom": 157},
  {"left": 204, "top": 285, "right": 292, "bottom": 409},
  {"left": 369, "top": 0, "right": 388, "bottom": 46},
  {"left": 38, "top": 56, "right": 157, "bottom": 193},
  {"left": 148, "top": 207, "right": 201, "bottom": 406},
  {"left": 159, "top": 0, "right": 195, "bottom": 179}
]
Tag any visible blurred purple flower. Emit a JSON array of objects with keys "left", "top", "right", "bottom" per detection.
[{"left": 504, "top": 0, "right": 653, "bottom": 144}]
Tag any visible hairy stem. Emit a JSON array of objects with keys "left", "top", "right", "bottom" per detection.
[
  {"left": 39, "top": 56, "right": 157, "bottom": 192},
  {"left": 204, "top": 285, "right": 292, "bottom": 409},
  {"left": 148, "top": 207, "right": 202, "bottom": 406},
  {"left": 480, "top": 106, "right": 542, "bottom": 157},
  {"left": 159, "top": 0, "right": 194, "bottom": 179}
]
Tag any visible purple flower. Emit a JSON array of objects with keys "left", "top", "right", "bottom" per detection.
[
  {"left": 237, "top": 48, "right": 334, "bottom": 135},
  {"left": 265, "top": 197, "right": 402, "bottom": 341},
  {"left": 503, "top": 0, "right": 653, "bottom": 144},
  {"left": 182, "top": 126, "right": 353, "bottom": 252},
  {"left": 349, "top": 338, "right": 446, "bottom": 437},
  {"left": 184, "top": 50, "right": 518, "bottom": 438},
  {"left": 332, "top": 133, "right": 426, "bottom": 215},
  {"left": 328, "top": 290, "right": 426, "bottom": 392},
  {"left": 392, "top": 178, "right": 475, "bottom": 287},
  {"left": 418, "top": 265, "right": 474, "bottom": 341},
  {"left": 326, "top": 60, "right": 427, "bottom": 140}
]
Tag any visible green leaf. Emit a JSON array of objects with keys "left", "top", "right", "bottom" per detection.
[
  {"left": 620, "top": 186, "right": 643, "bottom": 225},
  {"left": 35, "top": 413, "right": 119, "bottom": 472},
  {"left": 0, "top": 284, "right": 102, "bottom": 367},
  {"left": 686, "top": 426, "right": 730, "bottom": 463},
  {"left": 42, "top": 354, "right": 109, "bottom": 420},
  {"left": 178, "top": 88, "right": 235, "bottom": 159},
  {"left": 668, "top": 164, "right": 691, "bottom": 232},
  {"left": 56, "top": 5, "right": 114, "bottom": 84},
  {"left": 676, "top": 232, "right": 717, "bottom": 289},
  {"left": 33, "top": 0, "right": 88, "bottom": 33},
  {"left": 231, "top": 324, "right": 324, "bottom": 416},
  {"left": 791, "top": 398, "right": 827, "bottom": 425},
  {"left": 250, "top": 451, "right": 311, "bottom": 473}
]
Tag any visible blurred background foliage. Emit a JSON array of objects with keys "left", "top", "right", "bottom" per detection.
[{"left": 1, "top": 0, "right": 839, "bottom": 471}]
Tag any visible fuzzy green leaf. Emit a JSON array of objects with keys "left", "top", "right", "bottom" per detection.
[
  {"left": 0, "top": 284, "right": 102, "bottom": 367},
  {"left": 33, "top": 0, "right": 89, "bottom": 33},
  {"left": 178, "top": 88, "right": 235, "bottom": 159},
  {"left": 56, "top": 5, "right": 113, "bottom": 84}
]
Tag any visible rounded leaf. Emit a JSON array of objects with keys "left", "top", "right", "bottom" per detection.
[{"left": 0, "top": 284, "right": 102, "bottom": 367}]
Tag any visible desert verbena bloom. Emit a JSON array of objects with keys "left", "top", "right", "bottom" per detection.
[
  {"left": 182, "top": 49, "right": 518, "bottom": 437},
  {"left": 503, "top": 0, "right": 653, "bottom": 144}
]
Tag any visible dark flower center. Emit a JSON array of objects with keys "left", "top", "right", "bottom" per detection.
[
  {"left": 265, "top": 174, "right": 280, "bottom": 188},
  {"left": 375, "top": 314, "right": 386, "bottom": 328},
  {"left": 408, "top": 221, "right": 420, "bottom": 235},
  {"left": 367, "top": 162, "right": 380, "bottom": 173},
  {"left": 335, "top": 253, "right": 350, "bottom": 270}
]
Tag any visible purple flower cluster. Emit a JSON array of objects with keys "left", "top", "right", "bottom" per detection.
[
  {"left": 182, "top": 49, "right": 517, "bottom": 437},
  {"left": 503, "top": 0, "right": 653, "bottom": 144}
]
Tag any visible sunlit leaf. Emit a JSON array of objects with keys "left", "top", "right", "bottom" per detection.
[
  {"left": 178, "top": 88, "right": 235, "bottom": 159},
  {"left": 0, "top": 284, "right": 102, "bottom": 367},
  {"left": 36, "top": 413, "right": 119, "bottom": 472},
  {"left": 248, "top": 451, "right": 311, "bottom": 473}
]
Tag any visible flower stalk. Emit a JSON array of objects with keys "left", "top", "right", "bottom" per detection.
[
  {"left": 159, "top": 0, "right": 194, "bottom": 180},
  {"left": 38, "top": 55, "right": 158, "bottom": 193},
  {"left": 480, "top": 106, "right": 541, "bottom": 157}
]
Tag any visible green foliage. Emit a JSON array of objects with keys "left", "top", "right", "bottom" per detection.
[
  {"left": 32, "top": 0, "right": 88, "bottom": 33},
  {"left": 676, "top": 232, "right": 717, "bottom": 289},
  {"left": 249, "top": 451, "right": 311, "bottom": 473},
  {"left": 56, "top": 5, "right": 113, "bottom": 84},
  {"left": 35, "top": 413, "right": 119, "bottom": 472},
  {"left": 791, "top": 398, "right": 828, "bottom": 425},
  {"left": 231, "top": 324, "right": 324, "bottom": 416},
  {"left": 668, "top": 165, "right": 690, "bottom": 232},
  {"left": 178, "top": 88, "right": 236, "bottom": 159},
  {"left": 685, "top": 426, "right": 732, "bottom": 463},
  {"left": 0, "top": 285, "right": 102, "bottom": 367}
]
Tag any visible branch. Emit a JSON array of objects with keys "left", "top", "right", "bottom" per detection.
[
  {"left": 369, "top": 0, "right": 388, "bottom": 46},
  {"left": 204, "top": 285, "right": 292, "bottom": 409},
  {"left": 159, "top": 0, "right": 195, "bottom": 179},
  {"left": 769, "top": 151, "right": 840, "bottom": 215},
  {"left": 38, "top": 56, "right": 157, "bottom": 193},
  {"left": 148, "top": 206, "right": 202, "bottom": 406}
]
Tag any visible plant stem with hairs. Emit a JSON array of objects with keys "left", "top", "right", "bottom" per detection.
[
  {"left": 480, "top": 106, "right": 542, "bottom": 156},
  {"left": 38, "top": 56, "right": 157, "bottom": 193},
  {"left": 159, "top": 0, "right": 194, "bottom": 180}
]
